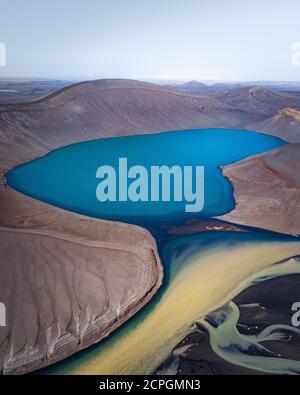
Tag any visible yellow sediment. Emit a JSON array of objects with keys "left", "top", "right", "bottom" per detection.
[{"left": 52, "top": 238, "right": 300, "bottom": 375}]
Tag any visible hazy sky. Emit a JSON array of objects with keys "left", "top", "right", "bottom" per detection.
[{"left": 0, "top": 0, "right": 299, "bottom": 81}]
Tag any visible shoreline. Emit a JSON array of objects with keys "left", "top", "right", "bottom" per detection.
[
  {"left": 0, "top": 131, "right": 164, "bottom": 375},
  {"left": 43, "top": 233, "right": 300, "bottom": 375},
  {"left": 171, "top": 272, "right": 300, "bottom": 375},
  {"left": 1, "top": 79, "right": 299, "bottom": 374},
  {"left": 0, "top": 128, "right": 294, "bottom": 374}
]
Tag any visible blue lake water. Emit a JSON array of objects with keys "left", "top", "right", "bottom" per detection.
[
  {"left": 8, "top": 127, "right": 295, "bottom": 375},
  {"left": 6, "top": 128, "right": 285, "bottom": 225}
]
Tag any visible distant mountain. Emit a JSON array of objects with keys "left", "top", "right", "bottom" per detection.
[
  {"left": 166, "top": 81, "right": 254, "bottom": 94},
  {"left": 163, "top": 82, "right": 300, "bottom": 141},
  {"left": 0, "top": 79, "right": 73, "bottom": 103},
  {"left": 167, "top": 83, "right": 300, "bottom": 123},
  {"left": 0, "top": 79, "right": 247, "bottom": 167},
  {"left": 165, "top": 81, "right": 300, "bottom": 95},
  {"left": 1, "top": 80, "right": 300, "bottom": 171},
  {"left": 244, "top": 81, "right": 300, "bottom": 92},
  {"left": 214, "top": 86, "right": 300, "bottom": 118},
  {"left": 168, "top": 80, "right": 207, "bottom": 94}
]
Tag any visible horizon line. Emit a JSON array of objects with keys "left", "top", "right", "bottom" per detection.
[{"left": 0, "top": 75, "right": 300, "bottom": 85}]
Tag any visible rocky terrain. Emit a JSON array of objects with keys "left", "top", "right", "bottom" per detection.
[
  {"left": 0, "top": 79, "right": 169, "bottom": 374},
  {"left": 246, "top": 108, "right": 300, "bottom": 142},
  {"left": 0, "top": 223, "right": 162, "bottom": 375},
  {"left": 0, "top": 78, "right": 300, "bottom": 374},
  {"left": 0, "top": 78, "right": 250, "bottom": 171},
  {"left": 218, "top": 143, "right": 300, "bottom": 235},
  {"left": 164, "top": 274, "right": 300, "bottom": 375},
  {"left": 214, "top": 87, "right": 300, "bottom": 119}
]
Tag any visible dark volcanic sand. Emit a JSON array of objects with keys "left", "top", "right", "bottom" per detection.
[{"left": 156, "top": 275, "right": 300, "bottom": 375}]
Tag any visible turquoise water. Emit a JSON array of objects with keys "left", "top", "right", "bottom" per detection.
[
  {"left": 6, "top": 129, "right": 285, "bottom": 224},
  {"left": 6, "top": 128, "right": 294, "bottom": 374}
]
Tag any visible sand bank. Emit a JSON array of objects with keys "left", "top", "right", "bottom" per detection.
[{"left": 46, "top": 234, "right": 300, "bottom": 374}]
